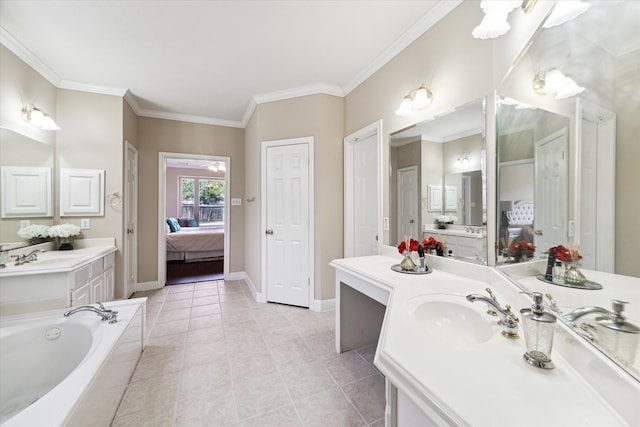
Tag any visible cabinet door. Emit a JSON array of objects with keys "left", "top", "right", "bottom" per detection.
[
  {"left": 104, "top": 267, "right": 115, "bottom": 302},
  {"left": 71, "top": 282, "right": 91, "bottom": 306},
  {"left": 457, "top": 236, "right": 479, "bottom": 259},
  {"left": 91, "top": 275, "right": 104, "bottom": 304}
]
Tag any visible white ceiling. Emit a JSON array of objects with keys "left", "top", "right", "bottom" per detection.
[{"left": 0, "top": 0, "right": 460, "bottom": 128}]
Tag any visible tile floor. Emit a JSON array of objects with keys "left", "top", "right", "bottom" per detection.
[{"left": 111, "top": 279, "right": 385, "bottom": 426}]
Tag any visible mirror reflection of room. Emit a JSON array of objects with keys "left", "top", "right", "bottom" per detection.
[{"left": 389, "top": 99, "right": 487, "bottom": 262}]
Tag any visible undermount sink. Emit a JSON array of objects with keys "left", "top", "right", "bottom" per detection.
[{"left": 404, "top": 293, "right": 496, "bottom": 350}]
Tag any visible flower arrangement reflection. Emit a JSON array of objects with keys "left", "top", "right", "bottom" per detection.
[
  {"left": 509, "top": 240, "right": 536, "bottom": 262},
  {"left": 17, "top": 224, "right": 51, "bottom": 244}
]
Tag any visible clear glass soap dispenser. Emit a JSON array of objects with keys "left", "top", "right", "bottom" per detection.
[{"left": 520, "top": 292, "right": 557, "bottom": 369}]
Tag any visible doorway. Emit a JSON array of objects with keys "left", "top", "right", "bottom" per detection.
[
  {"left": 344, "top": 121, "right": 382, "bottom": 257},
  {"left": 397, "top": 166, "right": 418, "bottom": 241},
  {"left": 157, "top": 152, "right": 230, "bottom": 287},
  {"left": 124, "top": 141, "right": 137, "bottom": 298},
  {"left": 261, "top": 137, "right": 314, "bottom": 308},
  {"left": 534, "top": 128, "right": 568, "bottom": 255}
]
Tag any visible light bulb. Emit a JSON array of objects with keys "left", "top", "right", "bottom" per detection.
[
  {"left": 411, "top": 85, "right": 432, "bottom": 110},
  {"left": 395, "top": 95, "right": 413, "bottom": 117}
]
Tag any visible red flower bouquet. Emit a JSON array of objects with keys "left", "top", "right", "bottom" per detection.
[
  {"left": 509, "top": 240, "right": 536, "bottom": 261},
  {"left": 397, "top": 238, "right": 419, "bottom": 254},
  {"left": 422, "top": 236, "right": 442, "bottom": 253},
  {"left": 548, "top": 245, "right": 582, "bottom": 262}
]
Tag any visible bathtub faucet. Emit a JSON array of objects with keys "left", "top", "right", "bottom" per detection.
[{"left": 64, "top": 303, "right": 118, "bottom": 323}]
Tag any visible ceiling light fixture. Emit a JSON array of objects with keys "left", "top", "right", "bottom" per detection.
[
  {"left": 472, "top": 0, "right": 521, "bottom": 39},
  {"left": 395, "top": 84, "right": 433, "bottom": 117},
  {"left": 542, "top": 0, "right": 590, "bottom": 28},
  {"left": 533, "top": 68, "right": 584, "bottom": 100},
  {"left": 21, "top": 104, "right": 61, "bottom": 131}
]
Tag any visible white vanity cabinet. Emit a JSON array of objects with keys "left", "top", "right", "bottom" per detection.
[
  {"left": 0, "top": 239, "right": 117, "bottom": 315},
  {"left": 424, "top": 230, "right": 486, "bottom": 261}
]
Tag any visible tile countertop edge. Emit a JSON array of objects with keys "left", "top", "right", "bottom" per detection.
[{"left": 332, "top": 255, "right": 640, "bottom": 427}]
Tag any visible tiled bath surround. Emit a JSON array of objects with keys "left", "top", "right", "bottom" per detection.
[{"left": 112, "top": 280, "right": 385, "bottom": 426}]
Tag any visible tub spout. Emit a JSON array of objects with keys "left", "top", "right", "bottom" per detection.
[{"left": 64, "top": 304, "right": 118, "bottom": 323}]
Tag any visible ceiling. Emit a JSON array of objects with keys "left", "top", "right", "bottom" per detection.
[{"left": 0, "top": 0, "right": 460, "bottom": 128}]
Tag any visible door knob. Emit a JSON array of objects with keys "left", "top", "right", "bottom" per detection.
[
  {"left": 266, "top": 229, "right": 274, "bottom": 235},
  {"left": 127, "top": 228, "right": 134, "bottom": 234},
  {"left": 534, "top": 230, "right": 543, "bottom": 236},
  {"left": 410, "top": 219, "right": 415, "bottom": 224}
]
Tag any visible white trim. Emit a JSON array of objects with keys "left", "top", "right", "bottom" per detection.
[
  {"left": 158, "top": 152, "right": 231, "bottom": 288},
  {"left": 311, "top": 298, "right": 336, "bottom": 313},
  {"left": 253, "top": 83, "right": 343, "bottom": 105},
  {"left": 0, "top": 27, "right": 61, "bottom": 87},
  {"left": 58, "top": 80, "right": 127, "bottom": 97},
  {"left": 140, "top": 109, "right": 244, "bottom": 129},
  {"left": 235, "top": 272, "right": 267, "bottom": 303},
  {"left": 135, "top": 281, "right": 161, "bottom": 293},
  {"left": 344, "top": 120, "right": 383, "bottom": 258},
  {"left": 342, "top": 0, "right": 463, "bottom": 95},
  {"left": 124, "top": 141, "right": 138, "bottom": 300},
  {"left": 261, "top": 137, "right": 315, "bottom": 309},
  {"left": 498, "top": 158, "right": 534, "bottom": 167}
]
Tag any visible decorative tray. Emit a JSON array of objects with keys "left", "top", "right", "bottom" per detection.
[
  {"left": 536, "top": 275, "right": 602, "bottom": 290},
  {"left": 391, "top": 264, "right": 433, "bottom": 275}
]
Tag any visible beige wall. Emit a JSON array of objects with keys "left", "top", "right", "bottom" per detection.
[
  {"left": 136, "top": 118, "right": 245, "bottom": 283},
  {"left": 244, "top": 94, "right": 344, "bottom": 301},
  {"left": 55, "top": 89, "right": 125, "bottom": 296}
]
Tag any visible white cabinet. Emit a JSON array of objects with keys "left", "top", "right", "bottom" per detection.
[
  {"left": 424, "top": 230, "right": 486, "bottom": 261},
  {"left": 70, "top": 253, "right": 115, "bottom": 306}
]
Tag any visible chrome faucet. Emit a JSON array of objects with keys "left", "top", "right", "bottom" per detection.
[
  {"left": 466, "top": 291, "right": 519, "bottom": 338},
  {"left": 64, "top": 303, "right": 118, "bottom": 323},
  {"left": 11, "top": 249, "right": 45, "bottom": 265},
  {"left": 563, "top": 300, "right": 635, "bottom": 327},
  {"left": 0, "top": 245, "right": 8, "bottom": 268}
]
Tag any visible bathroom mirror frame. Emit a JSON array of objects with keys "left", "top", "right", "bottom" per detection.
[
  {"left": 386, "top": 97, "right": 488, "bottom": 264},
  {"left": 0, "top": 127, "right": 55, "bottom": 246},
  {"left": 495, "top": 0, "right": 640, "bottom": 381}
]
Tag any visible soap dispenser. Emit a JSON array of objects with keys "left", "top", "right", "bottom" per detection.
[{"left": 520, "top": 292, "right": 557, "bottom": 369}]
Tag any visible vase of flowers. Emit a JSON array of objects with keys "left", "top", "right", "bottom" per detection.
[
  {"left": 422, "top": 236, "right": 444, "bottom": 256},
  {"left": 49, "top": 223, "right": 81, "bottom": 250},
  {"left": 509, "top": 240, "right": 536, "bottom": 263},
  {"left": 397, "top": 238, "right": 419, "bottom": 271},
  {"left": 17, "top": 224, "right": 51, "bottom": 245},
  {"left": 548, "top": 245, "right": 586, "bottom": 285}
]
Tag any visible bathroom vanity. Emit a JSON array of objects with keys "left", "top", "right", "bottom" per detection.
[
  {"left": 423, "top": 227, "right": 486, "bottom": 262},
  {"left": 0, "top": 238, "right": 117, "bottom": 315},
  {"left": 331, "top": 253, "right": 640, "bottom": 426}
]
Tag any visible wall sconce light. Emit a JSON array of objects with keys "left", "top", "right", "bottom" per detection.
[
  {"left": 455, "top": 156, "right": 469, "bottom": 167},
  {"left": 533, "top": 68, "right": 584, "bottom": 100},
  {"left": 542, "top": 0, "right": 590, "bottom": 28},
  {"left": 21, "top": 104, "right": 61, "bottom": 131},
  {"left": 394, "top": 84, "right": 433, "bottom": 117},
  {"left": 472, "top": 0, "right": 521, "bottom": 39}
]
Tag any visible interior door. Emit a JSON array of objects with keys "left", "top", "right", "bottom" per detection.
[
  {"left": 534, "top": 128, "right": 568, "bottom": 255},
  {"left": 353, "top": 133, "right": 379, "bottom": 256},
  {"left": 124, "top": 142, "right": 138, "bottom": 298},
  {"left": 265, "top": 143, "right": 310, "bottom": 307},
  {"left": 397, "top": 166, "right": 418, "bottom": 241}
]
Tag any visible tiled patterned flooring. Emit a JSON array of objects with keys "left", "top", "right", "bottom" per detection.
[{"left": 111, "top": 280, "right": 385, "bottom": 426}]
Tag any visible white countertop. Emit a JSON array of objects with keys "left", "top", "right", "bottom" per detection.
[
  {"left": 0, "top": 238, "right": 116, "bottom": 277},
  {"left": 423, "top": 227, "right": 486, "bottom": 239},
  {"left": 331, "top": 255, "right": 640, "bottom": 427}
]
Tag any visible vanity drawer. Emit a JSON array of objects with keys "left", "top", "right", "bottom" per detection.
[
  {"left": 103, "top": 252, "right": 115, "bottom": 270},
  {"left": 73, "top": 265, "right": 91, "bottom": 288},
  {"left": 90, "top": 259, "right": 104, "bottom": 277}
]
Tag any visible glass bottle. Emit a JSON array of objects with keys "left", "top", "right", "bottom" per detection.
[
  {"left": 552, "top": 261, "right": 563, "bottom": 284},
  {"left": 520, "top": 292, "right": 557, "bottom": 369}
]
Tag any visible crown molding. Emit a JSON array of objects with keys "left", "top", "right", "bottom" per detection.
[
  {"left": 241, "top": 97, "right": 258, "bottom": 128},
  {"left": 0, "top": 26, "right": 61, "bottom": 86},
  {"left": 123, "top": 90, "right": 142, "bottom": 115},
  {"left": 342, "top": 0, "right": 463, "bottom": 95},
  {"left": 58, "top": 80, "right": 128, "bottom": 97},
  {"left": 137, "top": 108, "right": 244, "bottom": 129},
  {"left": 253, "top": 83, "right": 344, "bottom": 105},
  {"left": 441, "top": 127, "right": 483, "bottom": 143}
]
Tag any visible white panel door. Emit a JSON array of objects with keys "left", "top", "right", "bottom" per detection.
[
  {"left": 579, "top": 119, "right": 597, "bottom": 269},
  {"left": 397, "top": 166, "right": 418, "bottom": 241},
  {"left": 353, "top": 133, "right": 379, "bottom": 256},
  {"left": 534, "top": 128, "right": 568, "bottom": 255},
  {"left": 124, "top": 142, "right": 138, "bottom": 298},
  {"left": 266, "top": 143, "right": 310, "bottom": 307}
]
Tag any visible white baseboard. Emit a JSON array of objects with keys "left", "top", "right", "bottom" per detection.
[
  {"left": 226, "top": 271, "right": 266, "bottom": 303},
  {"left": 311, "top": 298, "right": 336, "bottom": 312},
  {"left": 135, "top": 281, "right": 160, "bottom": 292}
]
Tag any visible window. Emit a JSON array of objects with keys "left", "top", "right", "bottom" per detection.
[{"left": 179, "top": 176, "right": 224, "bottom": 227}]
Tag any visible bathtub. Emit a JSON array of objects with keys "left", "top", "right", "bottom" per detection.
[{"left": 0, "top": 299, "right": 146, "bottom": 427}]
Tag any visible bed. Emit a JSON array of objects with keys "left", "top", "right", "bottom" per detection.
[
  {"left": 506, "top": 201, "right": 534, "bottom": 243},
  {"left": 166, "top": 226, "right": 225, "bottom": 262}
]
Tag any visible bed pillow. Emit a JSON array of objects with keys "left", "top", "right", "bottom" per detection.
[
  {"left": 177, "top": 217, "right": 189, "bottom": 227},
  {"left": 187, "top": 219, "right": 198, "bottom": 227},
  {"left": 166, "top": 217, "right": 180, "bottom": 232}
]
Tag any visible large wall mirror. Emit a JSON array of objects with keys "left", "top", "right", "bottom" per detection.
[
  {"left": 0, "top": 128, "right": 54, "bottom": 245},
  {"left": 388, "top": 98, "right": 488, "bottom": 263},
  {"left": 496, "top": 1, "right": 640, "bottom": 380}
]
